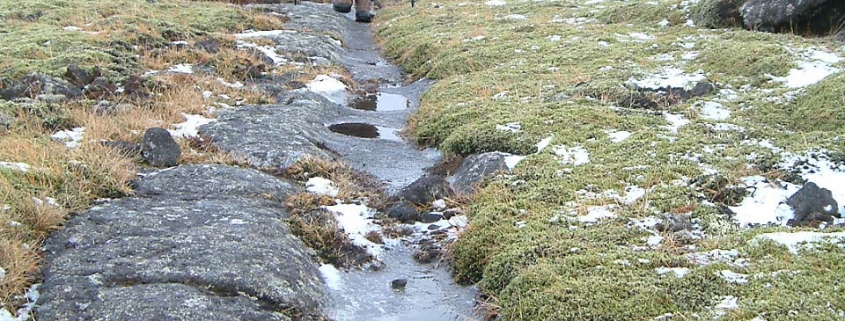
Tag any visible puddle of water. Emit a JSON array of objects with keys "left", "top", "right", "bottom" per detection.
[
  {"left": 329, "top": 123, "right": 379, "bottom": 138},
  {"left": 351, "top": 92, "right": 410, "bottom": 111},
  {"left": 328, "top": 123, "right": 404, "bottom": 142}
]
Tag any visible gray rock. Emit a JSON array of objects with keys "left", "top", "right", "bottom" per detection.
[
  {"left": 419, "top": 212, "right": 444, "bottom": 223},
  {"left": 64, "top": 64, "right": 98, "bottom": 88},
  {"left": 386, "top": 201, "right": 419, "bottom": 223},
  {"left": 395, "top": 174, "right": 452, "bottom": 205},
  {"left": 37, "top": 165, "right": 327, "bottom": 320},
  {"left": 0, "top": 109, "right": 15, "bottom": 132},
  {"left": 2, "top": 74, "right": 81, "bottom": 101},
  {"left": 689, "top": 0, "right": 744, "bottom": 28},
  {"left": 450, "top": 152, "right": 510, "bottom": 195},
  {"left": 390, "top": 279, "right": 408, "bottom": 290},
  {"left": 741, "top": 0, "right": 845, "bottom": 34},
  {"left": 786, "top": 182, "right": 841, "bottom": 226},
  {"left": 142, "top": 127, "right": 181, "bottom": 167},
  {"left": 655, "top": 214, "right": 693, "bottom": 232}
]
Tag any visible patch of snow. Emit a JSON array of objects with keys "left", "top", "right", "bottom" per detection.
[
  {"left": 770, "top": 48, "right": 842, "bottom": 88},
  {"left": 306, "top": 177, "right": 339, "bottom": 197},
  {"left": 234, "top": 29, "right": 296, "bottom": 39},
  {"left": 658, "top": 19, "right": 670, "bottom": 27},
  {"left": 729, "top": 176, "right": 799, "bottom": 227},
  {"left": 621, "top": 186, "right": 646, "bottom": 205},
  {"left": 697, "top": 101, "right": 730, "bottom": 121},
  {"left": 755, "top": 231, "right": 845, "bottom": 254},
  {"left": 782, "top": 152, "right": 845, "bottom": 214},
  {"left": 496, "top": 122, "right": 522, "bottom": 133},
  {"left": 707, "top": 123, "right": 745, "bottom": 132},
  {"left": 169, "top": 113, "right": 215, "bottom": 138},
  {"left": 0, "top": 162, "right": 31, "bottom": 172},
  {"left": 547, "top": 35, "right": 561, "bottom": 42},
  {"left": 647, "top": 235, "right": 664, "bottom": 246},
  {"left": 656, "top": 267, "right": 690, "bottom": 278},
  {"left": 486, "top": 0, "right": 506, "bottom": 6},
  {"left": 464, "top": 35, "right": 486, "bottom": 42},
  {"left": 319, "top": 264, "right": 344, "bottom": 291},
  {"left": 492, "top": 91, "right": 509, "bottom": 100},
  {"left": 237, "top": 41, "right": 287, "bottom": 65},
  {"left": 217, "top": 78, "right": 244, "bottom": 88},
  {"left": 504, "top": 155, "right": 526, "bottom": 170},
  {"left": 715, "top": 296, "right": 739, "bottom": 311},
  {"left": 0, "top": 283, "right": 39, "bottom": 321},
  {"left": 51, "top": 127, "right": 85, "bottom": 148},
  {"left": 167, "top": 63, "right": 194, "bottom": 74},
  {"left": 630, "top": 216, "right": 661, "bottom": 230},
  {"left": 504, "top": 14, "right": 527, "bottom": 20},
  {"left": 324, "top": 203, "right": 383, "bottom": 258},
  {"left": 62, "top": 26, "right": 81, "bottom": 31},
  {"left": 627, "top": 67, "right": 706, "bottom": 90},
  {"left": 606, "top": 130, "right": 632, "bottom": 143},
  {"left": 432, "top": 199, "right": 447, "bottom": 211},
  {"left": 662, "top": 112, "right": 690, "bottom": 133},
  {"left": 553, "top": 145, "right": 590, "bottom": 165},
  {"left": 579, "top": 205, "right": 617, "bottom": 223},
  {"left": 536, "top": 135, "right": 554, "bottom": 152},
  {"left": 306, "top": 75, "right": 348, "bottom": 105},
  {"left": 718, "top": 270, "right": 749, "bottom": 284},
  {"left": 687, "top": 249, "right": 746, "bottom": 267}
]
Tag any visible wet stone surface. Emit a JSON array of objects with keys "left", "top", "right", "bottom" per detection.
[
  {"left": 350, "top": 92, "right": 410, "bottom": 111},
  {"left": 328, "top": 122, "right": 380, "bottom": 138}
]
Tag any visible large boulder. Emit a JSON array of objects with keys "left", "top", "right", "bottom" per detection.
[
  {"left": 36, "top": 165, "right": 328, "bottom": 320},
  {"left": 786, "top": 182, "right": 841, "bottom": 226},
  {"left": 741, "top": 0, "right": 845, "bottom": 34},
  {"left": 450, "top": 152, "right": 511, "bottom": 195}
]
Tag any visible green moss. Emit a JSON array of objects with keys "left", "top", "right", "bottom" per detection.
[
  {"left": 783, "top": 72, "right": 845, "bottom": 133},
  {"left": 689, "top": 0, "right": 745, "bottom": 29},
  {"left": 695, "top": 34, "right": 796, "bottom": 85}
]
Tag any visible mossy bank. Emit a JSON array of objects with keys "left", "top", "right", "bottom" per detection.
[{"left": 375, "top": 0, "right": 845, "bottom": 319}]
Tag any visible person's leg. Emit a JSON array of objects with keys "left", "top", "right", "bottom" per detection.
[
  {"left": 332, "top": 0, "right": 353, "bottom": 13},
  {"left": 355, "top": 0, "right": 374, "bottom": 23}
]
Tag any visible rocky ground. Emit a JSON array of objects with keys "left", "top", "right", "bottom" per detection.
[{"left": 3, "top": 0, "right": 845, "bottom": 320}]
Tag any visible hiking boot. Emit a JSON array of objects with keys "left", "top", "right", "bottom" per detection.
[
  {"left": 355, "top": 0, "right": 374, "bottom": 23},
  {"left": 333, "top": 0, "right": 353, "bottom": 13}
]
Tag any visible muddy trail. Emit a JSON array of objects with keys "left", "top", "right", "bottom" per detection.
[{"left": 33, "top": 2, "right": 481, "bottom": 321}]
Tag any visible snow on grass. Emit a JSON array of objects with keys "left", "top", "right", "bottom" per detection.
[
  {"left": 656, "top": 267, "right": 690, "bottom": 278},
  {"left": 782, "top": 152, "right": 845, "bottom": 214},
  {"left": 319, "top": 264, "right": 344, "bottom": 291},
  {"left": 306, "top": 75, "right": 348, "bottom": 105},
  {"left": 718, "top": 270, "right": 749, "bottom": 284},
  {"left": 169, "top": 114, "right": 215, "bottom": 138},
  {"left": 167, "top": 63, "right": 194, "bottom": 74},
  {"left": 325, "top": 203, "right": 384, "bottom": 258},
  {"left": 495, "top": 122, "right": 521, "bottom": 133},
  {"left": 0, "top": 162, "right": 30, "bottom": 172},
  {"left": 686, "top": 249, "right": 747, "bottom": 267},
  {"left": 770, "top": 48, "right": 842, "bottom": 88},
  {"left": 51, "top": 127, "right": 85, "bottom": 148},
  {"left": 729, "top": 176, "right": 799, "bottom": 227},
  {"left": 714, "top": 296, "right": 739, "bottom": 314},
  {"left": 536, "top": 135, "right": 554, "bottom": 152},
  {"left": 661, "top": 112, "right": 689, "bottom": 133},
  {"left": 553, "top": 145, "right": 590, "bottom": 166},
  {"left": 754, "top": 231, "right": 845, "bottom": 254},
  {"left": 696, "top": 101, "right": 731, "bottom": 121},
  {"left": 579, "top": 205, "right": 617, "bottom": 223},
  {"left": 605, "top": 130, "right": 632, "bottom": 143},
  {"left": 306, "top": 177, "right": 339, "bottom": 197},
  {"left": 0, "top": 284, "right": 39, "bottom": 321},
  {"left": 627, "top": 67, "right": 706, "bottom": 90},
  {"left": 485, "top": 0, "right": 506, "bottom": 6}
]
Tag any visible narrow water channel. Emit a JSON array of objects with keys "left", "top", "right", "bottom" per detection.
[{"left": 310, "top": 6, "right": 482, "bottom": 321}]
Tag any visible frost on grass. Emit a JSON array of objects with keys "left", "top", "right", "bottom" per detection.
[
  {"left": 755, "top": 231, "right": 845, "bottom": 254},
  {"left": 51, "top": 127, "right": 85, "bottom": 148},
  {"left": 306, "top": 177, "right": 339, "bottom": 198},
  {"left": 306, "top": 75, "right": 348, "bottom": 105},
  {"left": 627, "top": 67, "right": 706, "bottom": 90}
]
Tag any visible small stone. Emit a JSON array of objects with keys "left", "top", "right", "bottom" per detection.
[
  {"left": 442, "top": 208, "right": 462, "bottom": 219},
  {"left": 390, "top": 278, "right": 407, "bottom": 290},
  {"left": 64, "top": 64, "right": 98, "bottom": 88},
  {"left": 394, "top": 174, "right": 453, "bottom": 205},
  {"left": 786, "top": 182, "right": 840, "bottom": 226},
  {"left": 385, "top": 201, "right": 419, "bottom": 223},
  {"left": 427, "top": 224, "right": 440, "bottom": 230},
  {"left": 141, "top": 128, "right": 181, "bottom": 167},
  {"left": 419, "top": 212, "right": 443, "bottom": 223}
]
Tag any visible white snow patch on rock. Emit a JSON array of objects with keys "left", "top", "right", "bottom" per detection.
[
  {"left": 306, "top": 177, "right": 339, "bottom": 197},
  {"left": 324, "top": 203, "right": 383, "bottom": 257},
  {"left": 606, "top": 130, "right": 632, "bottom": 143},
  {"left": 169, "top": 114, "right": 215, "bottom": 138},
  {"left": 51, "top": 127, "right": 85, "bottom": 148},
  {"left": 306, "top": 75, "right": 348, "bottom": 105}
]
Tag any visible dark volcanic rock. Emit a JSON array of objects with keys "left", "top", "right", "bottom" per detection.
[
  {"left": 36, "top": 165, "right": 326, "bottom": 320},
  {"left": 419, "top": 212, "right": 444, "bottom": 223},
  {"left": 390, "top": 279, "right": 408, "bottom": 290},
  {"left": 64, "top": 64, "right": 99, "bottom": 88},
  {"left": 142, "top": 127, "right": 182, "bottom": 167},
  {"left": 741, "top": 0, "right": 845, "bottom": 35},
  {"left": 786, "top": 182, "right": 841, "bottom": 226},
  {"left": 395, "top": 174, "right": 452, "bottom": 205},
  {"left": 386, "top": 201, "right": 420, "bottom": 223},
  {"left": 1, "top": 74, "right": 81, "bottom": 101},
  {"left": 451, "top": 152, "right": 510, "bottom": 195}
]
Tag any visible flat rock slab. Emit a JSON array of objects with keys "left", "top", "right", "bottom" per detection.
[{"left": 37, "top": 165, "right": 328, "bottom": 320}]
